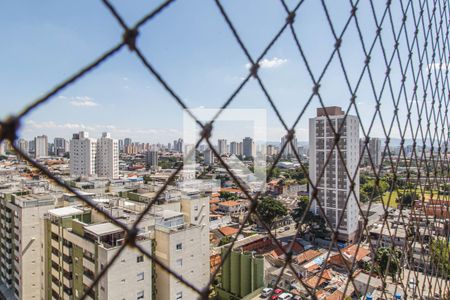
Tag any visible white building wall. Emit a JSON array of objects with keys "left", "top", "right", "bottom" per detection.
[
  {"left": 96, "top": 133, "right": 119, "bottom": 179},
  {"left": 97, "top": 240, "right": 152, "bottom": 300},
  {"left": 309, "top": 111, "right": 359, "bottom": 242},
  {"left": 34, "top": 135, "right": 48, "bottom": 158},
  {"left": 69, "top": 132, "right": 97, "bottom": 178}
]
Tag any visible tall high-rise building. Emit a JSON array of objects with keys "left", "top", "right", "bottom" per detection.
[
  {"left": 360, "top": 137, "right": 382, "bottom": 167},
  {"left": 203, "top": 148, "right": 214, "bottom": 166},
  {"left": 281, "top": 134, "right": 298, "bottom": 158},
  {"left": 230, "top": 142, "right": 238, "bottom": 155},
  {"left": 69, "top": 131, "right": 97, "bottom": 177},
  {"left": 124, "top": 138, "right": 132, "bottom": 148},
  {"left": 28, "top": 139, "right": 35, "bottom": 154},
  {"left": 242, "top": 137, "right": 255, "bottom": 158},
  {"left": 145, "top": 150, "right": 159, "bottom": 169},
  {"left": 34, "top": 135, "right": 48, "bottom": 158},
  {"left": 0, "top": 192, "right": 55, "bottom": 300},
  {"left": 53, "top": 137, "right": 67, "bottom": 156},
  {"left": 96, "top": 132, "right": 119, "bottom": 179},
  {"left": 309, "top": 106, "right": 359, "bottom": 243},
  {"left": 16, "top": 138, "right": 29, "bottom": 154},
  {"left": 218, "top": 139, "right": 228, "bottom": 155}
]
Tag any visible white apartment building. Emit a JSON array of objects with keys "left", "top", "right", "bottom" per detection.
[
  {"left": 218, "top": 139, "right": 228, "bottom": 155},
  {"left": 242, "top": 137, "right": 255, "bottom": 158},
  {"left": 204, "top": 148, "right": 214, "bottom": 166},
  {"left": 34, "top": 135, "right": 48, "bottom": 158},
  {"left": 281, "top": 134, "right": 298, "bottom": 158},
  {"left": 360, "top": 137, "right": 382, "bottom": 167},
  {"left": 70, "top": 131, "right": 97, "bottom": 178},
  {"left": 154, "top": 193, "right": 210, "bottom": 300},
  {"left": 96, "top": 132, "right": 119, "bottom": 179},
  {"left": 16, "top": 139, "right": 28, "bottom": 155},
  {"left": 309, "top": 107, "right": 360, "bottom": 243},
  {"left": 0, "top": 192, "right": 55, "bottom": 300}
]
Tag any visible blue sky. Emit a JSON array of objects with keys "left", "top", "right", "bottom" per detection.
[{"left": 0, "top": 0, "right": 436, "bottom": 143}]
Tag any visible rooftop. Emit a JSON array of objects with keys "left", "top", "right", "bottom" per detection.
[
  {"left": 48, "top": 206, "right": 84, "bottom": 217},
  {"left": 85, "top": 222, "right": 123, "bottom": 236}
]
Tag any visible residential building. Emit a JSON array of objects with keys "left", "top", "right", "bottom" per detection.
[
  {"left": 0, "top": 192, "right": 55, "bottom": 300},
  {"left": 15, "top": 139, "right": 28, "bottom": 155},
  {"left": 145, "top": 150, "right": 159, "bottom": 169},
  {"left": 96, "top": 132, "right": 119, "bottom": 179},
  {"left": 204, "top": 149, "right": 214, "bottom": 166},
  {"left": 360, "top": 137, "right": 382, "bottom": 167},
  {"left": 230, "top": 142, "right": 238, "bottom": 155},
  {"left": 0, "top": 142, "right": 5, "bottom": 155},
  {"left": 242, "top": 137, "right": 255, "bottom": 158},
  {"left": 34, "top": 135, "right": 48, "bottom": 158},
  {"left": 53, "top": 138, "right": 67, "bottom": 157},
  {"left": 309, "top": 106, "right": 360, "bottom": 243},
  {"left": 45, "top": 206, "right": 153, "bottom": 300},
  {"left": 281, "top": 133, "right": 298, "bottom": 158},
  {"left": 218, "top": 139, "right": 228, "bottom": 155},
  {"left": 154, "top": 193, "right": 210, "bottom": 300},
  {"left": 69, "top": 131, "right": 97, "bottom": 178}
]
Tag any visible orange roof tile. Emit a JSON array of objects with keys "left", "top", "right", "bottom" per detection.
[
  {"left": 219, "top": 200, "right": 240, "bottom": 207},
  {"left": 219, "top": 226, "right": 239, "bottom": 236},
  {"left": 326, "top": 290, "right": 344, "bottom": 300},
  {"left": 342, "top": 244, "right": 370, "bottom": 261},
  {"left": 295, "top": 249, "right": 321, "bottom": 264}
]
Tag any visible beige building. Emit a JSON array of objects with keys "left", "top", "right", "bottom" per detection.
[
  {"left": 154, "top": 193, "right": 210, "bottom": 300},
  {"left": 0, "top": 192, "right": 55, "bottom": 300}
]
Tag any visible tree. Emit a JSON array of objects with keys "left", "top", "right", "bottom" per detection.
[
  {"left": 291, "top": 196, "right": 328, "bottom": 238},
  {"left": 375, "top": 247, "right": 402, "bottom": 279},
  {"left": 219, "top": 191, "right": 238, "bottom": 200},
  {"left": 430, "top": 238, "right": 450, "bottom": 278},
  {"left": 256, "top": 197, "right": 288, "bottom": 231},
  {"left": 360, "top": 179, "right": 389, "bottom": 202},
  {"left": 398, "top": 191, "right": 417, "bottom": 207}
]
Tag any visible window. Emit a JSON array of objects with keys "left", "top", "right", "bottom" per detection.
[
  {"left": 176, "top": 243, "right": 182, "bottom": 250},
  {"left": 176, "top": 292, "right": 182, "bottom": 300},
  {"left": 194, "top": 205, "right": 198, "bottom": 211},
  {"left": 137, "top": 291, "right": 144, "bottom": 300},
  {"left": 137, "top": 272, "right": 144, "bottom": 281},
  {"left": 137, "top": 255, "right": 144, "bottom": 263},
  {"left": 176, "top": 259, "right": 182, "bottom": 267}
]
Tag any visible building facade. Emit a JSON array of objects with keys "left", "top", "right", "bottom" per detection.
[
  {"left": 96, "top": 133, "right": 119, "bottom": 179},
  {"left": 70, "top": 132, "right": 97, "bottom": 178},
  {"left": 0, "top": 192, "right": 55, "bottom": 300},
  {"left": 35, "top": 135, "right": 48, "bottom": 158},
  {"left": 309, "top": 107, "right": 360, "bottom": 243}
]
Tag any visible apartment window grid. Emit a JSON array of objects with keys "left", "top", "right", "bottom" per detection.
[{"left": 0, "top": 0, "right": 448, "bottom": 299}]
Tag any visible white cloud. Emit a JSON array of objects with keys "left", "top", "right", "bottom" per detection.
[
  {"left": 427, "top": 63, "right": 449, "bottom": 71},
  {"left": 245, "top": 57, "right": 288, "bottom": 70},
  {"left": 22, "top": 120, "right": 182, "bottom": 142},
  {"left": 59, "top": 96, "right": 99, "bottom": 107}
]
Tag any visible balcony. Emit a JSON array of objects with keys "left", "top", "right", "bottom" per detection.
[
  {"left": 82, "top": 258, "right": 95, "bottom": 272},
  {"left": 62, "top": 261, "right": 72, "bottom": 272},
  {"left": 63, "top": 245, "right": 71, "bottom": 256},
  {"left": 51, "top": 253, "right": 59, "bottom": 264},
  {"left": 51, "top": 239, "right": 59, "bottom": 249},
  {"left": 51, "top": 281, "right": 59, "bottom": 294},
  {"left": 63, "top": 276, "right": 72, "bottom": 288},
  {"left": 51, "top": 224, "right": 59, "bottom": 235},
  {"left": 83, "top": 274, "right": 93, "bottom": 286}
]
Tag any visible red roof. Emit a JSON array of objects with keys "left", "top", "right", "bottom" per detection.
[
  {"left": 219, "top": 226, "right": 239, "bottom": 236},
  {"left": 295, "top": 249, "right": 321, "bottom": 264}
]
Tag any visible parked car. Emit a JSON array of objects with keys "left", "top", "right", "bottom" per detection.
[
  {"left": 277, "top": 292, "right": 293, "bottom": 300},
  {"left": 260, "top": 288, "right": 273, "bottom": 298},
  {"left": 270, "top": 289, "right": 283, "bottom": 299}
]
